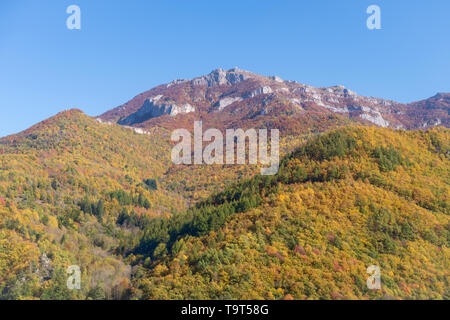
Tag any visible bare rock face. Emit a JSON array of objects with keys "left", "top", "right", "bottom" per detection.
[
  {"left": 118, "top": 95, "right": 194, "bottom": 125},
  {"left": 360, "top": 111, "right": 390, "bottom": 127},
  {"left": 192, "top": 68, "right": 252, "bottom": 87},
  {"left": 270, "top": 75, "right": 284, "bottom": 83},
  {"left": 38, "top": 253, "right": 53, "bottom": 281},
  {"left": 213, "top": 96, "right": 243, "bottom": 111},
  {"left": 246, "top": 86, "right": 273, "bottom": 98}
]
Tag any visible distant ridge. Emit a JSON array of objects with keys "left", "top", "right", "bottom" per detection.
[{"left": 99, "top": 68, "right": 449, "bottom": 131}]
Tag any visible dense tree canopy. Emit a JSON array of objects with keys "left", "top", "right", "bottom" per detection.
[{"left": 0, "top": 111, "right": 448, "bottom": 299}]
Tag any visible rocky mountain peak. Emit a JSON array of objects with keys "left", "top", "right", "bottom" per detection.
[
  {"left": 98, "top": 68, "right": 449, "bottom": 131},
  {"left": 192, "top": 67, "right": 256, "bottom": 87}
]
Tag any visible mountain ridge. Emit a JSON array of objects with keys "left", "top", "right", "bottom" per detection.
[
  {"left": 99, "top": 68, "right": 449, "bottom": 131},
  {"left": 0, "top": 70, "right": 448, "bottom": 300}
]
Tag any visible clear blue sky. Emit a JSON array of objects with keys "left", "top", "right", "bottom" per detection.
[{"left": 1, "top": 0, "right": 449, "bottom": 137}]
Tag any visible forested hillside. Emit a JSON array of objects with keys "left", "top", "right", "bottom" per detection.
[
  {"left": 0, "top": 110, "right": 183, "bottom": 299},
  {"left": 0, "top": 109, "right": 308, "bottom": 299},
  {"left": 132, "top": 126, "right": 449, "bottom": 299},
  {"left": 0, "top": 110, "right": 448, "bottom": 300}
]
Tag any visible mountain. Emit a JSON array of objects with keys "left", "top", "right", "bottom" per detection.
[
  {"left": 99, "top": 68, "right": 449, "bottom": 132},
  {"left": 401, "top": 93, "right": 450, "bottom": 128},
  {"left": 0, "top": 70, "right": 448, "bottom": 300}
]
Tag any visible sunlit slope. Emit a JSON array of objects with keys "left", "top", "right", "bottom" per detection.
[
  {"left": 0, "top": 109, "right": 186, "bottom": 214},
  {"left": 134, "top": 126, "right": 449, "bottom": 300},
  {"left": 0, "top": 109, "right": 184, "bottom": 299},
  {"left": 0, "top": 108, "right": 311, "bottom": 299},
  {"left": 1, "top": 109, "right": 448, "bottom": 300}
]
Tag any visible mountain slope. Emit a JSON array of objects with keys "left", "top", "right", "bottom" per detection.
[
  {"left": 0, "top": 109, "right": 315, "bottom": 298},
  {"left": 99, "top": 68, "right": 449, "bottom": 132},
  {"left": 0, "top": 109, "right": 448, "bottom": 300},
  {"left": 132, "top": 126, "right": 449, "bottom": 300},
  {"left": 0, "top": 110, "right": 185, "bottom": 299}
]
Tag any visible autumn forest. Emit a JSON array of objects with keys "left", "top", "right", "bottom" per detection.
[{"left": 0, "top": 109, "right": 448, "bottom": 300}]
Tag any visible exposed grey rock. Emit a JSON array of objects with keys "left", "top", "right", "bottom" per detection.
[
  {"left": 95, "top": 118, "right": 113, "bottom": 125},
  {"left": 246, "top": 86, "right": 273, "bottom": 98},
  {"left": 213, "top": 96, "right": 243, "bottom": 111},
  {"left": 192, "top": 68, "right": 252, "bottom": 87},
  {"left": 119, "top": 96, "right": 195, "bottom": 125},
  {"left": 360, "top": 112, "right": 389, "bottom": 127},
  {"left": 290, "top": 98, "right": 302, "bottom": 107},
  {"left": 39, "top": 253, "right": 53, "bottom": 281},
  {"left": 277, "top": 87, "right": 290, "bottom": 93},
  {"left": 167, "top": 79, "right": 189, "bottom": 87},
  {"left": 422, "top": 118, "right": 442, "bottom": 127},
  {"left": 122, "top": 126, "right": 151, "bottom": 135},
  {"left": 324, "top": 85, "right": 357, "bottom": 97},
  {"left": 323, "top": 105, "right": 349, "bottom": 113},
  {"left": 271, "top": 75, "right": 284, "bottom": 83}
]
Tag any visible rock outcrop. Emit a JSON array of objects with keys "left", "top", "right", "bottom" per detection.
[
  {"left": 213, "top": 96, "right": 243, "bottom": 111},
  {"left": 118, "top": 95, "right": 195, "bottom": 125},
  {"left": 192, "top": 68, "right": 253, "bottom": 87}
]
